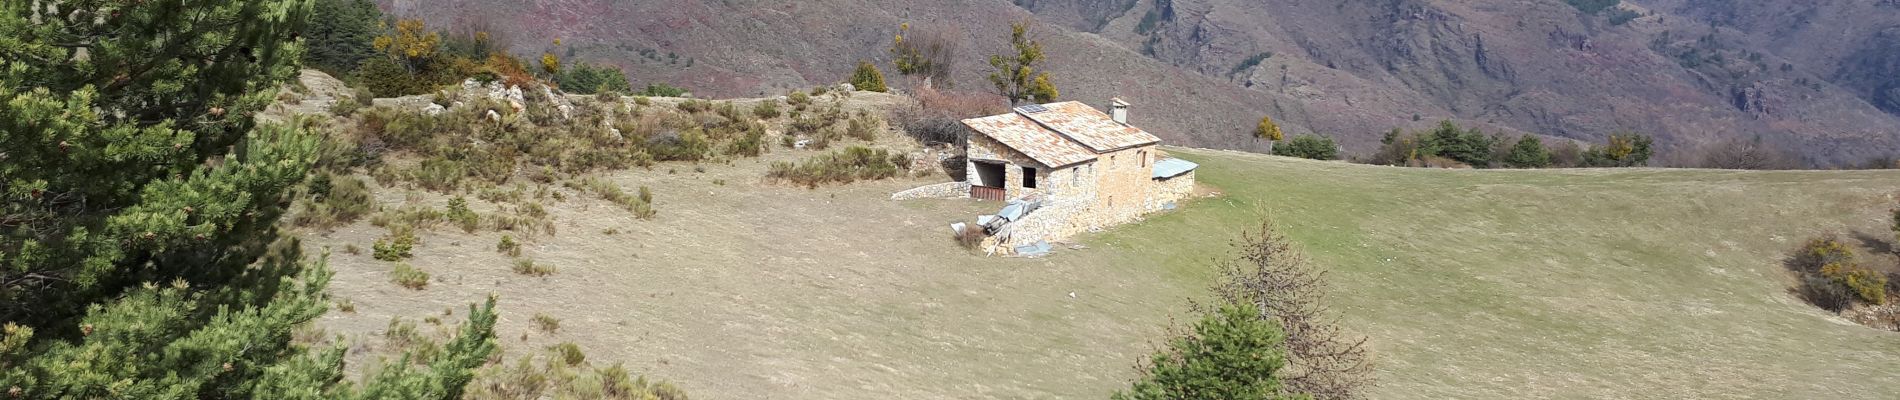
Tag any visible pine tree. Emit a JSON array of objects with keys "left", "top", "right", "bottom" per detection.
[
  {"left": 0, "top": 1, "right": 496, "bottom": 397},
  {"left": 1504, "top": 135, "right": 1553, "bottom": 168},
  {"left": 987, "top": 22, "right": 1059, "bottom": 105},
  {"left": 850, "top": 60, "right": 888, "bottom": 92},
  {"left": 1114, "top": 304, "right": 1300, "bottom": 400},
  {"left": 303, "top": 0, "right": 383, "bottom": 75}
]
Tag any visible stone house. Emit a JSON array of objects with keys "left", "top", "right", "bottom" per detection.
[{"left": 959, "top": 99, "right": 1197, "bottom": 247}]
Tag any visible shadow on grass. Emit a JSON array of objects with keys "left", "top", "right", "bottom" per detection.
[{"left": 1852, "top": 230, "right": 1895, "bottom": 257}]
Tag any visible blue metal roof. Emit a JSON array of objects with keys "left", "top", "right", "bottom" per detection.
[{"left": 1152, "top": 158, "right": 1198, "bottom": 179}]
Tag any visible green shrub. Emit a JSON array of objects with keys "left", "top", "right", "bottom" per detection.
[
  {"left": 849, "top": 60, "right": 888, "bottom": 92},
  {"left": 390, "top": 262, "right": 430, "bottom": 289},
  {"left": 291, "top": 172, "right": 375, "bottom": 228},
  {"left": 373, "top": 225, "right": 419, "bottom": 261},
  {"left": 1582, "top": 132, "right": 1654, "bottom": 167},
  {"left": 532, "top": 313, "right": 561, "bottom": 333},
  {"left": 637, "top": 83, "right": 687, "bottom": 97},
  {"left": 846, "top": 114, "right": 879, "bottom": 141},
  {"left": 1271, "top": 134, "right": 1339, "bottom": 160},
  {"left": 512, "top": 258, "right": 556, "bottom": 276},
  {"left": 787, "top": 90, "right": 812, "bottom": 111},
  {"left": 446, "top": 196, "right": 481, "bottom": 233},
  {"left": 577, "top": 177, "right": 657, "bottom": 219},
  {"left": 1793, "top": 236, "right": 1856, "bottom": 273},
  {"left": 330, "top": 96, "right": 365, "bottom": 116},
  {"left": 676, "top": 99, "right": 711, "bottom": 114},
  {"left": 497, "top": 235, "right": 522, "bottom": 257},
  {"left": 1504, "top": 135, "right": 1553, "bottom": 168},
  {"left": 1114, "top": 304, "right": 1291, "bottom": 400},
  {"left": 753, "top": 100, "right": 782, "bottom": 119},
  {"left": 1791, "top": 236, "right": 1889, "bottom": 308},
  {"left": 550, "top": 342, "right": 586, "bottom": 366},
  {"left": 1821, "top": 263, "right": 1888, "bottom": 305},
  {"left": 466, "top": 347, "right": 689, "bottom": 400},
  {"left": 724, "top": 123, "right": 767, "bottom": 157},
  {"left": 766, "top": 146, "right": 908, "bottom": 188}
]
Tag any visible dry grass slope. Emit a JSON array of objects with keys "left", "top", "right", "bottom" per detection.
[{"left": 309, "top": 146, "right": 1900, "bottom": 399}]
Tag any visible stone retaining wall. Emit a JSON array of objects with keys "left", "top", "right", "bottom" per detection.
[{"left": 890, "top": 181, "right": 970, "bottom": 201}]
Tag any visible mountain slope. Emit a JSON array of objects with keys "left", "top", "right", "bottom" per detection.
[{"left": 380, "top": 0, "right": 1900, "bottom": 164}]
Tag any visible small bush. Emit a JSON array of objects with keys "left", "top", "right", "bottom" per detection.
[
  {"left": 577, "top": 177, "right": 657, "bottom": 219},
  {"left": 787, "top": 90, "right": 812, "bottom": 111},
  {"left": 446, "top": 196, "right": 481, "bottom": 233},
  {"left": 373, "top": 225, "right": 419, "bottom": 261},
  {"left": 513, "top": 258, "right": 556, "bottom": 276},
  {"left": 766, "top": 146, "right": 908, "bottom": 188},
  {"left": 390, "top": 262, "right": 430, "bottom": 290},
  {"left": 497, "top": 235, "right": 522, "bottom": 257},
  {"left": 638, "top": 83, "right": 687, "bottom": 97},
  {"left": 550, "top": 342, "right": 586, "bottom": 366},
  {"left": 532, "top": 313, "right": 561, "bottom": 333},
  {"left": 1272, "top": 134, "right": 1340, "bottom": 160},
  {"left": 1790, "top": 236, "right": 1890, "bottom": 308},
  {"left": 753, "top": 100, "right": 781, "bottom": 119},
  {"left": 846, "top": 114, "right": 879, "bottom": 141},
  {"left": 676, "top": 98, "right": 711, "bottom": 114},
  {"left": 849, "top": 60, "right": 888, "bottom": 92},
  {"left": 291, "top": 172, "right": 375, "bottom": 229},
  {"left": 1822, "top": 263, "right": 1888, "bottom": 305}
]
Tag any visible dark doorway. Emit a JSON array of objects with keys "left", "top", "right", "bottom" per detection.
[
  {"left": 1022, "top": 167, "right": 1038, "bottom": 188},
  {"left": 973, "top": 161, "right": 1005, "bottom": 188}
]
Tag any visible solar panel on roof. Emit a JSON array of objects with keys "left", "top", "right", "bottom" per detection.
[{"left": 1015, "top": 104, "right": 1048, "bottom": 113}]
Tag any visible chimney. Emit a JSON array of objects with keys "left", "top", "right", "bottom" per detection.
[{"left": 1109, "top": 98, "right": 1130, "bottom": 124}]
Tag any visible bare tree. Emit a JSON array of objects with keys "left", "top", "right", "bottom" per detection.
[
  {"left": 1685, "top": 137, "right": 1799, "bottom": 170},
  {"left": 1204, "top": 218, "right": 1375, "bottom": 399}
]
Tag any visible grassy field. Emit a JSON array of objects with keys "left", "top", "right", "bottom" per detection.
[{"left": 310, "top": 146, "right": 1900, "bottom": 399}]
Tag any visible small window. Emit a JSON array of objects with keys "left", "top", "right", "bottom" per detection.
[
  {"left": 1140, "top": 151, "right": 1147, "bottom": 167},
  {"left": 1023, "top": 167, "right": 1038, "bottom": 188}
]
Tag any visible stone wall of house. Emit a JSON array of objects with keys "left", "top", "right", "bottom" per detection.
[
  {"left": 966, "top": 134, "right": 1054, "bottom": 199},
  {"left": 1150, "top": 171, "right": 1195, "bottom": 207},
  {"left": 1086, "top": 145, "right": 1159, "bottom": 224},
  {"left": 986, "top": 145, "right": 1199, "bottom": 254}
]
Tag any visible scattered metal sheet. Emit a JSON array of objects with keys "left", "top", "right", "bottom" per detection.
[
  {"left": 1014, "top": 240, "right": 1053, "bottom": 257},
  {"left": 998, "top": 203, "right": 1027, "bottom": 221},
  {"left": 1151, "top": 157, "right": 1199, "bottom": 179}
]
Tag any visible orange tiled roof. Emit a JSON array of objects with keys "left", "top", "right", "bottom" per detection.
[
  {"left": 1017, "top": 101, "right": 1161, "bottom": 152},
  {"left": 961, "top": 113, "right": 1098, "bottom": 167}
]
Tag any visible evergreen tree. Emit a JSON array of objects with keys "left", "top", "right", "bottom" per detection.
[
  {"left": 303, "top": 0, "right": 383, "bottom": 75},
  {"left": 0, "top": 1, "right": 496, "bottom": 397},
  {"left": 1582, "top": 132, "right": 1653, "bottom": 167},
  {"left": 987, "top": 22, "right": 1059, "bottom": 105},
  {"left": 557, "top": 62, "right": 632, "bottom": 95},
  {"left": 1272, "top": 135, "right": 1339, "bottom": 160},
  {"left": 1504, "top": 135, "right": 1553, "bottom": 168},
  {"left": 1114, "top": 304, "right": 1301, "bottom": 400},
  {"left": 1418, "top": 120, "right": 1495, "bottom": 167},
  {"left": 850, "top": 60, "right": 889, "bottom": 92}
]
